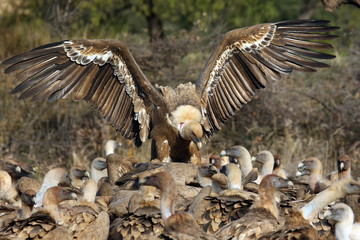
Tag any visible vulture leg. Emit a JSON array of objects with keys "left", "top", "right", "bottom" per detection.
[
  {"left": 151, "top": 138, "right": 171, "bottom": 162},
  {"left": 189, "top": 142, "right": 201, "bottom": 165}
]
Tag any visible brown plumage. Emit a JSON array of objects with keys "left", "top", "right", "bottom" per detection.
[
  {"left": 106, "top": 153, "right": 135, "bottom": 184},
  {"left": 259, "top": 179, "right": 360, "bottom": 240},
  {"left": 18, "top": 189, "right": 37, "bottom": 219},
  {"left": 61, "top": 180, "right": 110, "bottom": 240},
  {"left": 0, "top": 186, "right": 77, "bottom": 239},
  {"left": 16, "top": 176, "right": 42, "bottom": 194},
  {"left": 138, "top": 171, "right": 217, "bottom": 240},
  {"left": 109, "top": 164, "right": 201, "bottom": 239},
  {"left": 1, "top": 20, "right": 338, "bottom": 163},
  {"left": 0, "top": 183, "right": 35, "bottom": 227},
  {"left": 109, "top": 200, "right": 164, "bottom": 240},
  {"left": 193, "top": 186, "right": 257, "bottom": 233},
  {"left": 215, "top": 174, "right": 294, "bottom": 239}
]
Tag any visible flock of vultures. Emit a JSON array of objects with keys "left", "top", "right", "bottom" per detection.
[{"left": 1, "top": 19, "right": 359, "bottom": 239}]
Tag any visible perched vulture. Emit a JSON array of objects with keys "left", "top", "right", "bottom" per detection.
[
  {"left": 323, "top": 203, "right": 360, "bottom": 240},
  {"left": 296, "top": 157, "right": 330, "bottom": 193},
  {"left": 1, "top": 20, "right": 338, "bottom": 163}
]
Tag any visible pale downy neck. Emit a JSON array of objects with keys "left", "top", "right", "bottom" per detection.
[
  {"left": 308, "top": 168, "right": 323, "bottom": 192},
  {"left": 198, "top": 172, "right": 212, "bottom": 187},
  {"left": 82, "top": 179, "right": 97, "bottom": 203},
  {"left": 160, "top": 181, "right": 176, "bottom": 222},
  {"left": 335, "top": 219, "right": 353, "bottom": 240},
  {"left": 211, "top": 179, "right": 223, "bottom": 193},
  {"left": 105, "top": 140, "right": 119, "bottom": 156},
  {"left": 239, "top": 152, "right": 253, "bottom": 177},
  {"left": 0, "top": 170, "right": 16, "bottom": 202},
  {"left": 260, "top": 157, "right": 274, "bottom": 176},
  {"left": 300, "top": 180, "right": 350, "bottom": 221},
  {"left": 91, "top": 157, "right": 108, "bottom": 184},
  {"left": 227, "top": 165, "right": 242, "bottom": 190}
]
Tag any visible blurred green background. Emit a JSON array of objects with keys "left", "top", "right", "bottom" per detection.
[{"left": 0, "top": 0, "right": 359, "bottom": 177}]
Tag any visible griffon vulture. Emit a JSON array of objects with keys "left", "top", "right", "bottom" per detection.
[{"left": 1, "top": 20, "right": 338, "bottom": 163}]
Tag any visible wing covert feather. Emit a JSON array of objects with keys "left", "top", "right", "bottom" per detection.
[
  {"left": 2, "top": 39, "right": 163, "bottom": 144},
  {"left": 196, "top": 20, "right": 338, "bottom": 137}
]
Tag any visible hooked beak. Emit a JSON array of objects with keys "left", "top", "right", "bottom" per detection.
[
  {"left": 209, "top": 165, "right": 218, "bottom": 175},
  {"left": 31, "top": 196, "right": 37, "bottom": 205},
  {"left": 339, "top": 162, "right": 345, "bottom": 171},
  {"left": 297, "top": 161, "right": 305, "bottom": 170},
  {"left": 191, "top": 136, "right": 202, "bottom": 150},
  {"left": 323, "top": 209, "right": 333, "bottom": 220},
  {"left": 15, "top": 165, "right": 21, "bottom": 174},
  {"left": 70, "top": 192, "right": 78, "bottom": 201},
  {"left": 96, "top": 160, "right": 108, "bottom": 170},
  {"left": 138, "top": 176, "right": 148, "bottom": 186},
  {"left": 219, "top": 150, "right": 227, "bottom": 157}
]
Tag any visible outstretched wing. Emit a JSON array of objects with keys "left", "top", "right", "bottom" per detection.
[
  {"left": 2, "top": 39, "right": 165, "bottom": 145},
  {"left": 196, "top": 20, "right": 339, "bottom": 138}
]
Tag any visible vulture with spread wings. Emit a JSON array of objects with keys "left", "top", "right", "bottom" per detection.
[{"left": 1, "top": 20, "right": 338, "bottom": 164}]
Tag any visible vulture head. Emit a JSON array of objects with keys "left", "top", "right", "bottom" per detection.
[
  {"left": 337, "top": 154, "right": 351, "bottom": 173},
  {"left": 220, "top": 145, "right": 253, "bottom": 175},
  {"left": 220, "top": 145, "right": 249, "bottom": 164},
  {"left": 71, "top": 166, "right": 90, "bottom": 179},
  {"left": 139, "top": 171, "right": 174, "bottom": 192},
  {"left": 209, "top": 155, "right": 222, "bottom": 169},
  {"left": 260, "top": 174, "right": 294, "bottom": 191},
  {"left": 43, "top": 186, "right": 78, "bottom": 208},
  {"left": 199, "top": 163, "right": 218, "bottom": 178},
  {"left": 181, "top": 121, "right": 203, "bottom": 150},
  {"left": 324, "top": 202, "right": 354, "bottom": 223},
  {"left": 91, "top": 157, "right": 108, "bottom": 171},
  {"left": 273, "top": 155, "right": 281, "bottom": 170},
  {"left": 21, "top": 189, "right": 37, "bottom": 207},
  {"left": 296, "top": 157, "right": 323, "bottom": 177}
]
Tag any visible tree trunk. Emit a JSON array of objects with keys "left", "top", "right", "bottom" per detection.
[{"left": 145, "top": 0, "right": 164, "bottom": 42}]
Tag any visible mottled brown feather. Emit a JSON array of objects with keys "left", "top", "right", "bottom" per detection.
[
  {"left": 196, "top": 20, "right": 338, "bottom": 137},
  {"left": 2, "top": 40, "right": 161, "bottom": 146}
]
